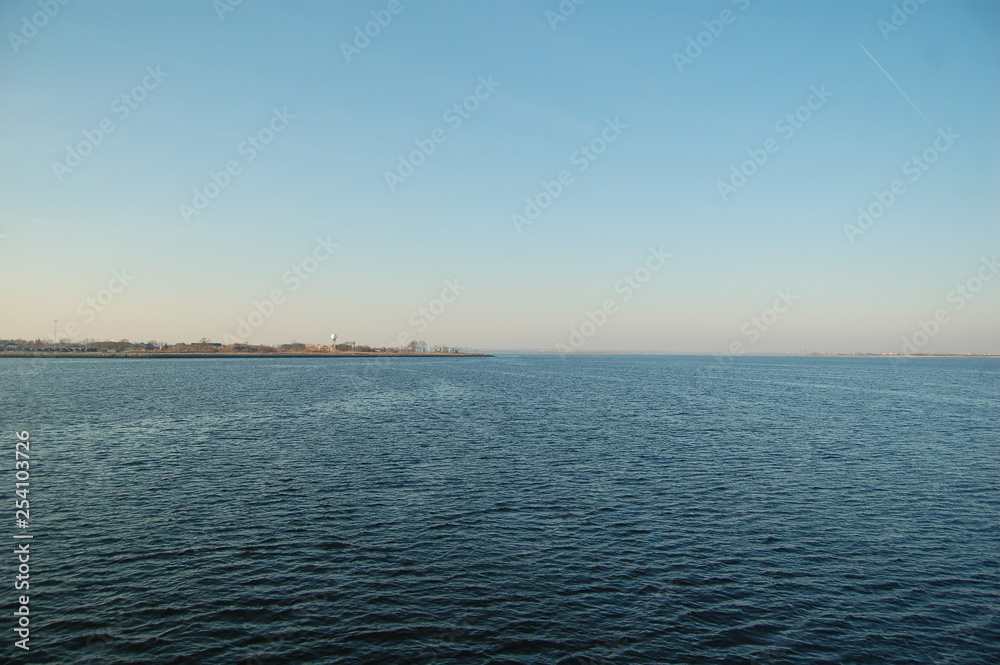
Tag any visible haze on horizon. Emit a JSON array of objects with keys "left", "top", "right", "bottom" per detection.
[{"left": 1, "top": 1, "right": 997, "bottom": 355}]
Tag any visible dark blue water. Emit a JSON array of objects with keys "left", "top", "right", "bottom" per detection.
[{"left": 2, "top": 355, "right": 998, "bottom": 664}]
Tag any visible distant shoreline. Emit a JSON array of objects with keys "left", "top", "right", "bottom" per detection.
[
  {"left": 2, "top": 351, "right": 996, "bottom": 360},
  {"left": 0, "top": 351, "right": 492, "bottom": 359}
]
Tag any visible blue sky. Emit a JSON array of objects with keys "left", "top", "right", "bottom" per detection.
[{"left": 1, "top": 0, "right": 998, "bottom": 353}]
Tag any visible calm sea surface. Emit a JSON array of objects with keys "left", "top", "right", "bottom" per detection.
[{"left": 1, "top": 355, "right": 998, "bottom": 664}]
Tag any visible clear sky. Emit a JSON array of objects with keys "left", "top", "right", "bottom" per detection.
[{"left": 1, "top": 0, "right": 998, "bottom": 353}]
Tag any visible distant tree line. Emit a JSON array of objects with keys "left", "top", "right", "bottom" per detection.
[{"left": 1, "top": 338, "right": 467, "bottom": 354}]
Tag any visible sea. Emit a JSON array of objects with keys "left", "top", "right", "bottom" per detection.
[{"left": 1, "top": 354, "right": 997, "bottom": 664}]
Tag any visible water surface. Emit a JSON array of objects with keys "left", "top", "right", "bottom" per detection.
[{"left": 1, "top": 355, "right": 997, "bottom": 663}]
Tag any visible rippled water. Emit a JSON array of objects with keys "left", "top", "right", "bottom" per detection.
[{"left": 2, "top": 355, "right": 998, "bottom": 664}]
